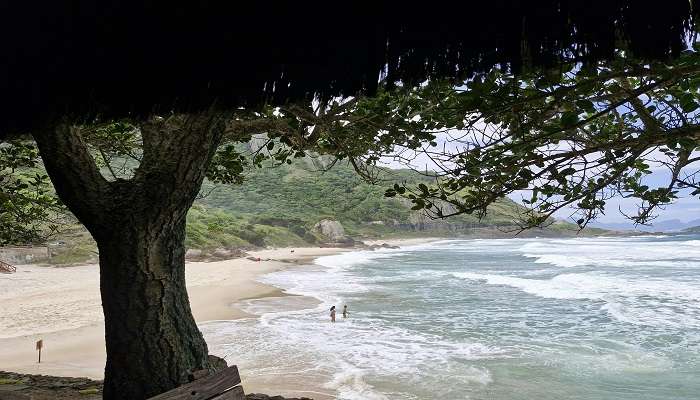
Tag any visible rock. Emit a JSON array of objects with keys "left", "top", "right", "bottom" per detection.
[
  {"left": 185, "top": 248, "right": 202, "bottom": 259},
  {"left": 212, "top": 248, "right": 232, "bottom": 258},
  {"left": 207, "top": 248, "right": 247, "bottom": 261},
  {"left": 363, "top": 243, "right": 400, "bottom": 251},
  {"left": 208, "top": 354, "right": 228, "bottom": 371},
  {"left": 0, "top": 370, "right": 103, "bottom": 399},
  {"left": 47, "top": 382, "right": 73, "bottom": 389},
  {"left": 0, "top": 385, "right": 30, "bottom": 392},
  {"left": 312, "top": 219, "right": 348, "bottom": 242},
  {"left": 0, "top": 370, "right": 314, "bottom": 400},
  {"left": 0, "top": 392, "right": 31, "bottom": 400}
]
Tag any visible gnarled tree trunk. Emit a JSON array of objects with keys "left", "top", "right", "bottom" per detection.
[{"left": 34, "top": 113, "right": 225, "bottom": 399}]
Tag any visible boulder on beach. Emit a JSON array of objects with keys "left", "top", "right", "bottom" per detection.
[
  {"left": 312, "top": 219, "right": 349, "bottom": 242},
  {"left": 185, "top": 249, "right": 203, "bottom": 260}
]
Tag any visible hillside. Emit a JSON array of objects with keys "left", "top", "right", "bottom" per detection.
[
  {"left": 592, "top": 218, "right": 700, "bottom": 232},
  {"left": 682, "top": 226, "right": 700, "bottom": 233},
  {"left": 198, "top": 157, "right": 522, "bottom": 237},
  {"left": 186, "top": 157, "right": 600, "bottom": 251},
  {"left": 6, "top": 153, "right": 595, "bottom": 264}
]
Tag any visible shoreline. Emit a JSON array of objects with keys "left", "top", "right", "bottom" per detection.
[
  {"left": 0, "top": 246, "right": 353, "bottom": 380},
  {"left": 0, "top": 238, "right": 438, "bottom": 389}
]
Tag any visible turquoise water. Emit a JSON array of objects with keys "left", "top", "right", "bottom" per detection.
[{"left": 202, "top": 235, "right": 700, "bottom": 399}]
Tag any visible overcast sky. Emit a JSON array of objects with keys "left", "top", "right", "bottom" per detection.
[{"left": 562, "top": 168, "right": 699, "bottom": 225}]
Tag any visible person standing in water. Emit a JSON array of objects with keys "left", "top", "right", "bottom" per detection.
[
  {"left": 330, "top": 306, "right": 336, "bottom": 322},
  {"left": 343, "top": 305, "right": 348, "bottom": 319}
]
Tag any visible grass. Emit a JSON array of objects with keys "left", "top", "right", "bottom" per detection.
[{"left": 46, "top": 227, "right": 98, "bottom": 265}]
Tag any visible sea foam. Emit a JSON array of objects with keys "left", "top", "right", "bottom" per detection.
[{"left": 203, "top": 235, "right": 700, "bottom": 399}]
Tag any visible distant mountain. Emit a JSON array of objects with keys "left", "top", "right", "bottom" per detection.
[
  {"left": 682, "top": 225, "right": 700, "bottom": 233},
  {"left": 591, "top": 218, "right": 700, "bottom": 232}
]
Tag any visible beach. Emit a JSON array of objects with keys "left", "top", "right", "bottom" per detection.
[
  {"left": 3, "top": 235, "right": 698, "bottom": 399},
  {"left": 0, "top": 246, "right": 351, "bottom": 382}
]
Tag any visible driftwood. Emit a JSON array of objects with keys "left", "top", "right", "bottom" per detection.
[
  {"left": 0, "top": 259, "right": 16, "bottom": 274},
  {"left": 147, "top": 365, "right": 244, "bottom": 400}
]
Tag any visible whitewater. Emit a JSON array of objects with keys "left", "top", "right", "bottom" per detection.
[{"left": 201, "top": 235, "right": 700, "bottom": 399}]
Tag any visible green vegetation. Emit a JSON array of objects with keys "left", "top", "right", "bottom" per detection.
[
  {"left": 63, "top": 157, "right": 598, "bottom": 262},
  {"left": 46, "top": 227, "right": 98, "bottom": 265},
  {"left": 0, "top": 141, "right": 64, "bottom": 244},
  {"left": 198, "top": 157, "right": 525, "bottom": 239},
  {"left": 44, "top": 157, "right": 590, "bottom": 263},
  {"left": 370, "top": 51, "right": 700, "bottom": 228},
  {"left": 197, "top": 156, "right": 603, "bottom": 247},
  {"left": 185, "top": 205, "right": 311, "bottom": 250}
]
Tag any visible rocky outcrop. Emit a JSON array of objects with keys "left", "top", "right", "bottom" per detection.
[
  {"left": 363, "top": 242, "right": 400, "bottom": 251},
  {"left": 312, "top": 219, "right": 352, "bottom": 244},
  {"left": 185, "top": 248, "right": 203, "bottom": 259},
  {"left": 0, "top": 371, "right": 101, "bottom": 399},
  {"left": 208, "top": 354, "right": 228, "bottom": 371},
  {"left": 0, "top": 371, "right": 315, "bottom": 400},
  {"left": 0, "top": 246, "right": 50, "bottom": 265},
  {"left": 185, "top": 248, "right": 248, "bottom": 261}
]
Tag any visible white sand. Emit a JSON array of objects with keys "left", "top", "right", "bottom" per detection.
[
  {"left": 0, "top": 247, "right": 348, "bottom": 379},
  {"left": 0, "top": 238, "right": 440, "bottom": 396}
]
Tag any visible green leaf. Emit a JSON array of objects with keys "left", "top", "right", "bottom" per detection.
[
  {"left": 575, "top": 99, "right": 595, "bottom": 113},
  {"left": 679, "top": 93, "right": 699, "bottom": 113},
  {"left": 560, "top": 111, "right": 579, "bottom": 128}
]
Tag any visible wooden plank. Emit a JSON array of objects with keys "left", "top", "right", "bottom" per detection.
[
  {"left": 211, "top": 386, "right": 245, "bottom": 400},
  {"left": 147, "top": 366, "right": 241, "bottom": 400},
  {"left": 189, "top": 369, "right": 210, "bottom": 382}
]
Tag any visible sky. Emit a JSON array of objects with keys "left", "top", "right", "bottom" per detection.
[{"left": 569, "top": 169, "right": 699, "bottom": 225}]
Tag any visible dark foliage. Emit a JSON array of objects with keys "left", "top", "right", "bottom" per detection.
[
  {"left": 1, "top": 1, "right": 696, "bottom": 137},
  {"left": 0, "top": 141, "right": 64, "bottom": 244}
]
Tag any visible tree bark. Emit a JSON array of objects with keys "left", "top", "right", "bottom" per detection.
[
  {"left": 98, "top": 217, "right": 208, "bottom": 399},
  {"left": 34, "top": 113, "right": 226, "bottom": 399}
]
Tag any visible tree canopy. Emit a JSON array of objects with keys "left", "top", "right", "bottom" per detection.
[
  {"left": 5, "top": 47, "right": 700, "bottom": 243},
  {"left": 0, "top": 141, "right": 63, "bottom": 244},
  {"left": 2, "top": 4, "right": 699, "bottom": 398},
  {"left": 1, "top": 1, "right": 697, "bottom": 137},
  {"left": 352, "top": 49, "right": 700, "bottom": 229}
]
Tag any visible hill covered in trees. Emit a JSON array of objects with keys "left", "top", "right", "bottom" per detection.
[
  {"left": 13, "top": 154, "right": 592, "bottom": 264},
  {"left": 185, "top": 157, "right": 594, "bottom": 250}
]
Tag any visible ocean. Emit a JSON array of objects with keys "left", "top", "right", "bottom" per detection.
[{"left": 201, "top": 235, "right": 700, "bottom": 399}]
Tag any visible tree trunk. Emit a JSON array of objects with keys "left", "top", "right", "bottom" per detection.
[
  {"left": 34, "top": 113, "right": 226, "bottom": 399},
  {"left": 97, "top": 217, "right": 209, "bottom": 398}
]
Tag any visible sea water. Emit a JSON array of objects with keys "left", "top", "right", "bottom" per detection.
[{"left": 201, "top": 235, "right": 700, "bottom": 399}]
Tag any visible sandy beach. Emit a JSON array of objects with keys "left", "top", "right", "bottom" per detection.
[{"left": 0, "top": 246, "right": 350, "bottom": 381}]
